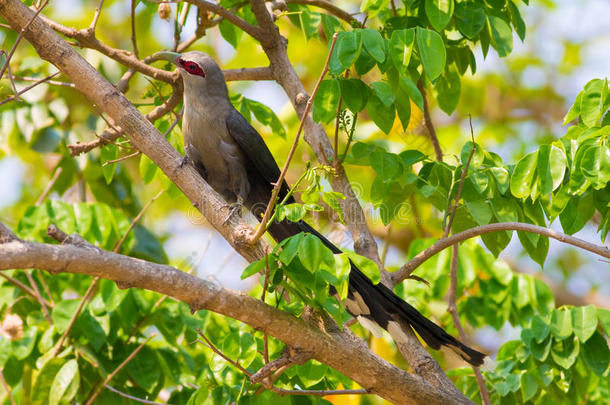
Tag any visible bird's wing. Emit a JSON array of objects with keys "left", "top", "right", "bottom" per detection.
[{"left": 225, "top": 108, "right": 289, "bottom": 195}]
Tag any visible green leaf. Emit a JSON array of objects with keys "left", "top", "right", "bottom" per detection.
[
  {"left": 563, "top": 91, "right": 582, "bottom": 125},
  {"left": 389, "top": 28, "right": 415, "bottom": 71},
  {"left": 242, "top": 258, "right": 267, "bottom": 279},
  {"left": 239, "top": 332, "right": 257, "bottom": 368},
  {"left": 322, "top": 191, "right": 346, "bottom": 223},
  {"left": 298, "top": 233, "right": 334, "bottom": 273},
  {"left": 530, "top": 334, "right": 551, "bottom": 361},
  {"left": 559, "top": 191, "right": 595, "bottom": 234},
  {"left": 520, "top": 372, "right": 538, "bottom": 402},
  {"left": 508, "top": 0, "right": 526, "bottom": 41},
  {"left": 218, "top": 19, "right": 243, "bottom": 48},
  {"left": 139, "top": 153, "right": 157, "bottom": 184},
  {"left": 551, "top": 335, "right": 579, "bottom": 369},
  {"left": 321, "top": 14, "right": 341, "bottom": 41},
  {"left": 425, "top": 0, "right": 454, "bottom": 31},
  {"left": 32, "top": 359, "right": 64, "bottom": 405},
  {"left": 581, "top": 331, "right": 610, "bottom": 376},
  {"left": 496, "top": 373, "right": 520, "bottom": 396},
  {"left": 49, "top": 359, "right": 79, "bottom": 405},
  {"left": 278, "top": 233, "right": 304, "bottom": 265},
  {"left": 394, "top": 79, "right": 412, "bottom": 130},
  {"left": 399, "top": 75, "right": 424, "bottom": 111},
  {"left": 101, "top": 144, "right": 118, "bottom": 184},
  {"left": 455, "top": 2, "right": 486, "bottom": 39},
  {"left": 510, "top": 150, "right": 537, "bottom": 199},
  {"left": 127, "top": 346, "right": 160, "bottom": 391},
  {"left": 580, "top": 79, "right": 607, "bottom": 127},
  {"left": 550, "top": 308, "right": 573, "bottom": 340},
  {"left": 366, "top": 94, "right": 395, "bottom": 134},
  {"left": 399, "top": 149, "right": 426, "bottom": 166},
  {"left": 435, "top": 66, "right": 461, "bottom": 114},
  {"left": 339, "top": 79, "right": 370, "bottom": 112},
  {"left": 370, "top": 81, "right": 395, "bottom": 107},
  {"left": 345, "top": 251, "right": 380, "bottom": 285},
  {"left": 52, "top": 299, "right": 81, "bottom": 333},
  {"left": 416, "top": 27, "right": 446, "bottom": 81},
  {"left": 598, "top": 308, "right": 610, "bottom": 336},
  {"left": 361, "top": 28, "right": 385, "bottom": 63},
  {"left": 337, "top": 30, "right": 362, "bottom": 69},
  {"left": 370, "top": 150, "right": 402, "bottom": 181},
  {"left": 465, "top": 200, "right": 492, "bottom": 225},
  {"left": 487, "top": 14, "right": 513, "bottom": 57},
  {"left": 313, "top": 79, "right": 341, "bottom": 124},
  {"left": 580, "top": 143, "right": 610, "bottom": 189},
  {"left": 571, "top": 305, "right": 597, "bottom": 343}
]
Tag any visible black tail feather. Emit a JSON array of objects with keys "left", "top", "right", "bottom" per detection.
[{"left": 266, "top": 219, "right": 487, "bottom": 367}]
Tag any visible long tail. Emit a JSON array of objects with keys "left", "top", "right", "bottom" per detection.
[{"left": 267, "top": 219, "right": 486, "bottom": 367}]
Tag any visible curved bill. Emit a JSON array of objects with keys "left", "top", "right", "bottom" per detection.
[{"left": 155, "top": 51, "right": 182, "bottom": 65}]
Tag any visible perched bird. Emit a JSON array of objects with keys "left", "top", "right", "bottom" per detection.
[{"left": 157, "top": 50, "right": 486, "bottom": 367}]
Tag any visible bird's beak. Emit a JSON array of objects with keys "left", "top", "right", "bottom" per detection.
[{"left": 156, "top": 51, "right": 182, "bottom": 66}]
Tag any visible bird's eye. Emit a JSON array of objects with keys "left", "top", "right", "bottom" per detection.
[{"left": 182, "top": 61, "right": 205, "bottom": 77}]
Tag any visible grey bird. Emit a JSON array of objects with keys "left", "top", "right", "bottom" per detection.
[{"left": 157, "top": 50, "right": 486, "bottom": 367}]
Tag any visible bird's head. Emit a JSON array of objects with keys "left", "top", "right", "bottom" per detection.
[{"left": 156, "top": 51, "right": 227, "bottom": 97}]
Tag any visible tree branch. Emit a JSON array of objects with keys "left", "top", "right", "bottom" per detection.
[
  {"left": 392, "top": 222, "right": 610, "bottom": 284},
  {"left": 0, "top": 223, "right": 471, "bottom": 405},
  {"left": 417, "top": 79, "right": 443, "bottom": 161},
  {"left": 248, "top": 0, "right": 387, "bottom": 285}
]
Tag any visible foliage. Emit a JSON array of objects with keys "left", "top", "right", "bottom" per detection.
[{"left": 0, "top": 0, "right": 609, "bottom": 404}]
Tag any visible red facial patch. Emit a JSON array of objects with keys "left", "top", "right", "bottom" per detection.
[{"left": 177, "top": 58, "right": 205, "bottom": 78}]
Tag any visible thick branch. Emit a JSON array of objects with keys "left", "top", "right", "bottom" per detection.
[
  {"left": 0, "top": 231, "right": 469, "bottom": 405},
  {"left": 248, "top": 0, "right": 386, "bottom": 284},
  {"left": 392, "top": 222, "right": 610, "bottom": 284},
  {"left": 0, "top": 0, "right": 267, "bottom": 263}
]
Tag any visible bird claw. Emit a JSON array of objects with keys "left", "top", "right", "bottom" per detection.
[
  {"left": 179, "top": 154, "right": 189, "bottom": 168},
  {"left": 223, "top": 201, "right": 243, "bottom": 225}
]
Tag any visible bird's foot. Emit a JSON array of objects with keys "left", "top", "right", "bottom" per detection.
[
  {"left": 223, "top": 201, "right": 243, "bottom": 225},
  {"left": 179, "top": 154, "right": 189, "bottom": 168}
]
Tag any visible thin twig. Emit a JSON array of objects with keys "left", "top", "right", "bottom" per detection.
[
  {"left": 448, "top": 245, "right": 491, "bottom": 405},
  {"left": 113, "top": 189, "right": 165, "bottom": 253},
  {"left": 392, "top": 222, "right": 610, "bottom": 285},
  {"left": 0, "top": 71, "right": 60, "bottom": 107},
  {"left": 102, "top": 151, "right": 141, "bottom": 166},
  {"left": 380, "top": 224, "right": 392, "bottom": 268},
  {"left": 10, "top": 75, "right": 74, "bottom": 87},
  {"left": 89, "top": 0, "right": 104, "bottom": 32},
  {"left": 147, "top": 0, "right": 263, "bottom": 41},
  {"left": 196, "top": 329, "right": 366, "bottom": 397},
  {"left": 104, "top": 385, "right": 169, "bottom": 405},
  {"left": 0, "top": 272, "right": 51, "bottom": 307},
  {"left": 5, "top": 57, "right": 21, "bottom": 103},
  {"left": 84, "top": 333, "right": 158, "bottom": 405},
  {"left": 53, "top": 189, "right": 164, "bottom": 355},
  {"left": 35, "top": 167, "right": 63, "bottom": 206},
  {"left": 417, "top": 79, "right": 442, "bottom": 161},
  {"left": 0, "top": 0, "right": 49, "bottom": 81},
  {"left": 248, "top": 32, "right": 339, "bottom": 245},
  {"left": 24, "top": 271, "right": 52, "bottom": 324},
  {"left": 0, "top": 368, "right": 16, "bottom": 405},
  {"left": 390, "top": 0, "right": 397, "bottom": 16},
  {"left": 333, "top": 97, "right": 343, "bottom": 163},
  {"left": 443, "top": 116, "right": 476, "bottom": 238},
  {"left": 130, "top": 0, "right": 139, "bottom": 58},
  {"left": 126, "top": 236, "right": 208, "bottom": 342}
]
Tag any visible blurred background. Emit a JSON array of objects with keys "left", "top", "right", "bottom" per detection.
[{"left": 1, "top": 0, "right": 608, "bottom": 358}]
